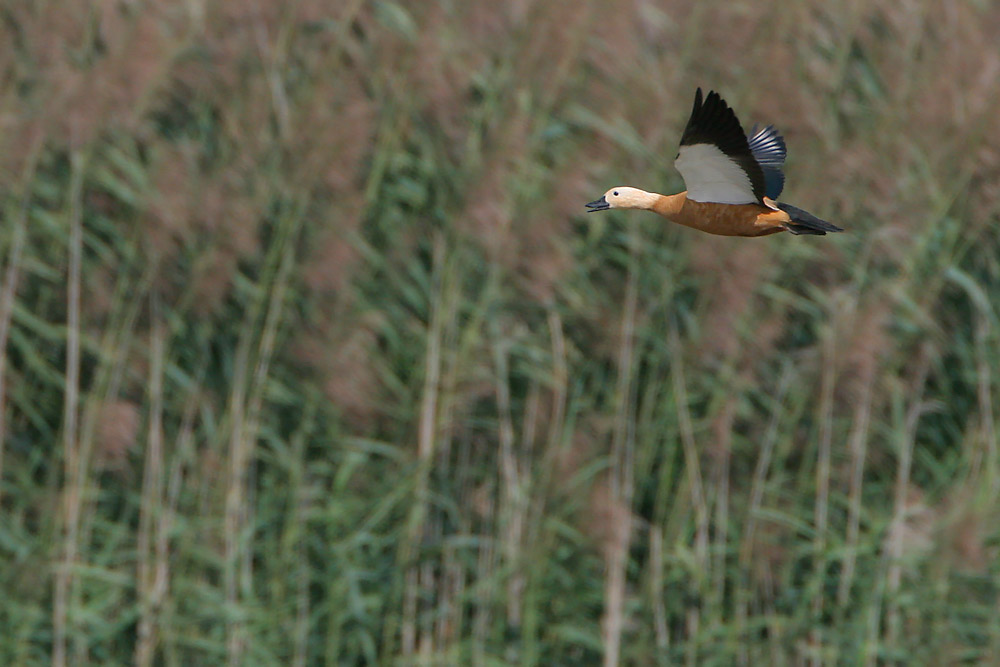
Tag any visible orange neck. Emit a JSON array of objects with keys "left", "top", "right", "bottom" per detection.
[{"left": 650, "top": 191, "right": 686, "bottom": 220}]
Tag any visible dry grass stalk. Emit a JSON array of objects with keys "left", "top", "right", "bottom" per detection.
[
  {"left": 838, "top": 299, "right": 889, "bottom": 607},
  {"left": 135, "top": 301, "right": 165, "bottom": 666},
  {"left": 472, "top": 479, "right": 497, "bottom": 663},
  {"left": 401, "top": 233, "right": 447, "bottom": 656},
  {"left": 739, "top": 365, "right": 793, "bottom": 626},
  {"left": 884, "top": 345, "right": 934, "bottom": 650},
  {"left": 670, "top": 326, "right": 709, "bottom": 566},
  {"left": 601, "top": 229, "right": 642, "bottom": 666},
  {"left": 592, "top": 479, "right": 631, "bottom": 667},
  {"left": 223, "top": 334, "right": 251, "bottom": 666},
  {"left": 708, "top": 394, "right": 735, "bottom": 621},
  {"left": 810, "top": 331, "right": 836, "bottom": 664},
  {"left": 972, "top": 318, "right": 998, "bottom": 491},
  {"left": 668, "top": 324, "right": 709, "bottom": 665},
  {"left": 493, "top": 337, "right": 527, "bottom": 628},
  {"left": 53, "top": 151, "right": 87, "bottom": 667},
  {"left": 233, "top": 204, "right": 302, "bottom": 663}
]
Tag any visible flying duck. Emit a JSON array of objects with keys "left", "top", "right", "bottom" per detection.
[{"left": 585, "top": 88, "right": 842, "bottom": 237}]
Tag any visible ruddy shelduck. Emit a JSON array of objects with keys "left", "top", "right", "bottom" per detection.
[{"left": 586, "top": 88, "right": 842, "bottom": 237}]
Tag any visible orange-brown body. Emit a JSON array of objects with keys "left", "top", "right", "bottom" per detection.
[{"left": 651, "top": 191, "right": 787, "bottom": 237}]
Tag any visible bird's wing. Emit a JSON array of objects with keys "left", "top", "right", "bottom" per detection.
[
  {"left": 747, "top": 123, "right": 786, "bottom": 200},
  {"left": 674, "top": 88, "right": 766, "bottom": 205}
]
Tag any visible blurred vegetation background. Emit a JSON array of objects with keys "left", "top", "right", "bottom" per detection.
[{"left": 2, "top": 0, "right": 1000, "bottom": 664}]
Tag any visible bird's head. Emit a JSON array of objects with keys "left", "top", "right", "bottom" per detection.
[{"left": 585, "top": 186, "right": 654, "bottom": 212}]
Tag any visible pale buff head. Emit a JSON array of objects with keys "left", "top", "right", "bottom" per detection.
[{"left": 584, "top": 186, "right": 657, "bottom": 212}]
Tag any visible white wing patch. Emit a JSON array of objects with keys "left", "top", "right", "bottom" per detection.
[{"left": 675, "top": 144, "right": 757, "bottom": 205}]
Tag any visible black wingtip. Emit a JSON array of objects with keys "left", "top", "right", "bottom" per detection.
[
  {"left": 690, "top": 87, "right": 703, "bottom": 120},
  {"left": 679, "top": 87, "right": 766, "bottom": 201}
]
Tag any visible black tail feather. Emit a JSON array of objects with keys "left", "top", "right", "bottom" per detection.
[{"left": 775, "top": 202, "right": 843, "bottom": 235}]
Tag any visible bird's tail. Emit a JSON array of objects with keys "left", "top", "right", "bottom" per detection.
[{"left": 776, "top": 202, "right": 843, "bottom": 235}]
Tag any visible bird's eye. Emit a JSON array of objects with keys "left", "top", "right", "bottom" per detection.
[{"left": 613, "top": 191, "right": 619, "bottom": 196}]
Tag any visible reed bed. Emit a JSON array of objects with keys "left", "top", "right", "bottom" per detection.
[{"left": 2, "top": 1, "right": 1000, "bottom": 664}]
